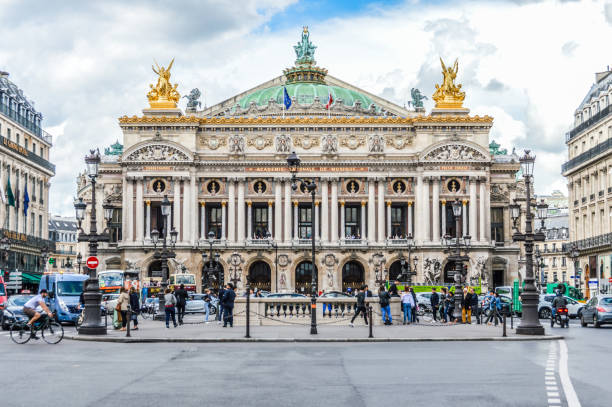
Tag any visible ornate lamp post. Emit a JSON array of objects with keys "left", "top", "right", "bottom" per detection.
[
  {"left": 74, "top": 149, "right": 114, "bottom": 335},
  {"left": 372, "top": 252, "right": 387, "bottom": 287},
  {"left": 228, "top": 252, "right": 242, "bottom": 288},
  {"left": 266, "top": 231, "right": 278, "bottom": 292},
  {"left": 65, "top": 257, "right": 73, "bottom": 272},
  {"left": 509, "top": 150, "right": 548, "bottom": 335},
  {"left": 150, "top": 195, "right": 177, "bottom": 317},
  {"left": 76, "top": 253, "right": 82, "bottom": 274},
  {"left": 568, "top": 243, "right": 580, "bottom": 289},
  {"left": 202, "top": 231, "right": 221, "bottom": 289},
  {"left": 39, "top": 245, "right": 49, "bottom": 273},
  {"left": 443, "top": 199, "right": 471, "bottom": 321},
  {"left": 535, "top": 248, "right": 545, "bottom": 293},
  {"left": 0, "top": 237, "right": 10, "bottom": 277},
  {"left": 399, "top": 234, "right": 418, "bottom": 285},
  {"left": 287, "top": 151, "right": 318, "bottom": 335}
]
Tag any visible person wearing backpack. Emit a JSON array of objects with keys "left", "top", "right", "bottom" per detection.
[{"left": 378, "top": 286, "right": 392, "bottom": 325}]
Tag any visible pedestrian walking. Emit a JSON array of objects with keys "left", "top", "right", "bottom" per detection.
[
  {"left": 469, "top": 288, "right": 480, "bottom": 324},
  {"left": 174, "top": 284, "right": 189, "bottom": 325},
  {"left": 129, "top": 287, "right": 140, "bottom": 330},
  {"left": 409, "top": 287, "right": 419, "bottom": 323},
  {"left": 440, "top": 287, "right": 449, "bottom": 322},
  {"left": 485, "top": 290, "right": 502, "bottom": 326},
  {"left": 349, "top": 286, "right": 368, "bottom": 327},
  {"left": 164, "top": 288, "right": 178, "bottom": 328},
  {"left": 445, "top": 289, "right": 455, "bottom": 323},
  {"left": 203, "top": 288, "right": 212, "bottom": 323},
  {"left": 217, "top": 287, "right": 225, "bottom": 325},
  {"left": 430, "top": 287, "right": 439, "bottom": 321},
  {"left": 461, "top": 287, "right": 472, "bottom": 324},
  {"left": 116, "top": 287, "right": 129, "bottom": 331},
  {"left": 401, "top": 287, "right": 414, "bottom": 325},
  {"left": 363, "top": 285, "right": 372, "bottom": 297},
  {"left": 379, "top": 286, "right": 392, "bottom": 325},
  {"left": 221, "top": 283, "right": 236, "bottom": 327}
]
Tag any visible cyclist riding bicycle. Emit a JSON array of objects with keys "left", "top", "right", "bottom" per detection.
[
  {"left": 551, "top": 291, "right": 568, "bottom": 319},
  {"left": 23, "top": 289, "right": 53, "bottom": 329}
]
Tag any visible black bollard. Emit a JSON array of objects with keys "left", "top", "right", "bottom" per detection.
[
  {"left": 126, "top": 306, "right": 131, "bottom": 337},
  {"left": 502, "top": 313, "right": 507, "bottom": 337},
  {"left": 245, "top": 283, "right": 251, "bottom": 339},
  {"left": 368, "top": 305, "right": 374, "bottom": 339}
]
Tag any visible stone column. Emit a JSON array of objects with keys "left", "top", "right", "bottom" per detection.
[
  {"left": 432, "top": 177, "right": 440, "bottom": 242},
  {"left": 126, "top": 177, "right": 134, "bottom": 241},
  {"left": 237, "top": 179, "right": 245, "bottom": 242},
  {"left": 321, "top": 179, "right": 329, "bottom": 242},
  {"left": 293, "top": 200, "right": 299, "bottom": 240},
  {"left": 227, "top": 180, "right": 235, "bottom": 242},
  {"left": 122, "top": 174, "right": 128, "bottom": 242},
  {"left": 191, "top": 174, "right": 198, "bottom": 244},
  {"left": 441, "top": 200, "right": 446, "bottom": 238},
  {"left": 415, "top": 176, "right": 423, "bottom": 242},
  {"left": 361, "top": 200, "right": 367, "bottom": 239},
  {"left": 386, "top": 200, "right": 392, "bottom": 239},
  {"left": 462, "top": 199, "right": 468, "bottom": 237},
  {"left": 469, "top": 177, "right": 477, "bottom": 240},
  {"left": 367, "top": 178, "right": 376, "bottom": 242},
  {"left": 221, "top": 201, "right": 227, "bottom": 240},
  {"left": 268, "top": 200, "right": 274, "bottom": 236},
  {"left": 284, "top": 181, "right": 291, "bottom": 243},
  {"left": 315, "top": 200, "right": 320, "bottom": 238},
  {"left": 340, "top": 200, "right": 345, "bottom": 239},
  {"left": 200, "top": 202, "right": 206, "bottom": 239},
  {"left": 331, "top": 180, "right": 338, "bottom": 242},
  {"left": 275, "top": 180, "right": 282, "bottom": 241},
  {"left": 182, "top": 178, "right": 190, "bottom": 243},
  {"left": 145, "top": 200, "right": 151, "bottom": 240},
  {"left": 407, "top": 201, "right": 413, "bottom": 237},
  {"left": 422, "top": 177, "right": 431, "bottom": 243},
  {"left": 377, "top": 179, "right": 385, "bottom": 242},
  {"left": 173, "top": 178, "right": 181, "bottom": 239},
  {"left": 136, "top": 178, "right": 144, "bottom": 241},
  {"left": 247, "top": 200, "right": 252, "bottom": 240},
  {"left": 479, "top": 178, "right": 486, "bottom": 242}
]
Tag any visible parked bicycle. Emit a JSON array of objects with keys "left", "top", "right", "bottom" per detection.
[{"left": 10, "top": 313, "right": 64, "bottom": 344}]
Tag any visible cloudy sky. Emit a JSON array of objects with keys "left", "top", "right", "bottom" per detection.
[{"left": 1, "top": 0, "right": 611, "bottom": 216}]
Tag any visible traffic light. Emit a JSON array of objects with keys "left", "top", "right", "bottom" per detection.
[{"left": 2, "top": 270, "right": 9, "bottom": 281}]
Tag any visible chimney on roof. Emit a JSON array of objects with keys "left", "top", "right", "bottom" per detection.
[
  {"left": 595, "top": 68, "right": 612, "bottom": 83},
  {"left": 0, "top": 71, "right": 8, "bottom": 78}
]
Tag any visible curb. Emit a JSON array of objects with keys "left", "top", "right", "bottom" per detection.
[{"left": 64, "top": 335, "right": 564, "bottom": 343}]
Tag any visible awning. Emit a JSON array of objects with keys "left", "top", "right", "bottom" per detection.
[{"left": 21, "top": 272, "right": 42, "bottom": 283}]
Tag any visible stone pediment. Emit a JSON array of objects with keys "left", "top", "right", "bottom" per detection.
[
  {"left": 123, "top": 142, "right": 192, "bottom": 163},
  {"left": 421, "top": 142, "right": 489, "bottom": 162}
]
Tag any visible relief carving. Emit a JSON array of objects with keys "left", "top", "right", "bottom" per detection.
[
  {"left": 423, "top": 144, "right": 487, "bottom": 162},
  {"left": 247, "top": 135, "right": 273, "bottom": 150},
  {"left": 292, "top": 135, "right": 320, "bottom": 150},
  {"left": 321, "top": 134, "right": 338, "bottom": 154},
  {"left": 228, "top": 135, "right": 245, "bottom": 154},
  {"left": 125, "top": 144, "right": 190, "bottom": 162},
  {"left": 275, "top": 134, "right": 292, "bottom": 153},
  {"left": 368, "top": 134, "right": 385, "bottom": 153},
  {"left": 339, "top": 135, "right": 366, "bottom": 150}
]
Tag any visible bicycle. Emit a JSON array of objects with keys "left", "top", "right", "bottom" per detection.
[
  {"left": 10, "top": 313, "right": 64, "bottom": 344},
  {"left": 140, "top": 305, "right": 157, "bottom": 320}
]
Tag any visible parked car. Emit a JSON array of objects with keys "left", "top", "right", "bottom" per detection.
[
  {"left": 415, "top": 292, "right": 444, "bottom": 313},
  {"left": 538, "top": 294, "right": 583, "bottom": 319},
  {"left": 580, "top": 294, "right": 612, "bottom": 328},
  {"left": 185, "top": 294, "right": 207, "bottom": 314},
  {"left": 320, "top": 291, "right": 351, "bottom": 298},
  {"left": 266, "top": 293, "right": 307, "bottom": 298},
  {"left": 1, "top": 294, "right": 34, "bottom": 330},
  {"left": 102, "top": 293, "right": 120, "bottom": 315}
]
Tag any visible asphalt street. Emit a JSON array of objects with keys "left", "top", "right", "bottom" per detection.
[{"left": 0, "top": 319, "right": 609, "bottom": 407}]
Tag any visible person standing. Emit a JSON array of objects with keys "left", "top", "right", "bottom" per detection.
[
  {"left": 440, "top": 287, "right": 449, "bottom": 322},
  {"left": 174, "top": 284, "right": 189, "bottom": 325},
  {"left": 129, "top": 287, "right": 140, "bottom": 330},
  {"left": 401, "top": 288, "right": 414, "bottom": 325},
  {"left": 389, "top": 280, "right": 400, "bottom": 297},
  {"left": 203, "top": 288, "right": 212, "bottom": 323},
  {"left": 378, "top": 286, "right": 392, "bottom": 325},
  {"left": 116, "top": 287, "right": 130, "bottom": 331},
  {"left": 461, "top": 287, "right": 472, "bottom": 324},
  {"left": 409, "top": 287, "right": 419, "bottom": 323},
  {"left": 217, "top": 287, "right": 225, "bottom": 325},
  {"left": 349, "top": 287, "right": 368, "bottom": 327},
  {"left": 221, "top": 283, "right": 236, "bottom": 327},
  {"left": 164, "top": 288, "right": 178, "bottom": 328},
  {"left": 469, "top": 288, "right": 480, "bottom": 324},
  {"left": 430, "top": 287, "right": 439, "bottom": 322},
  {"left": 446, "top": 289, "right": 455, "bottom": 324}
]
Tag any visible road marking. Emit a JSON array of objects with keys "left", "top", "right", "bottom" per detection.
[
  {"left": 559, "top": 340, "right": 581, "bottom": 407},
  {"left": 547, "top": 342, "right": 560, "bottom": 407}
]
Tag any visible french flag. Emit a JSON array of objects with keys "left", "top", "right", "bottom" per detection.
[{"left": 325, "top": 92, "right": 333, "bottom": 109}]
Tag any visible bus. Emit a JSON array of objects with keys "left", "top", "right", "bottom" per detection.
[
  {"left": 99, "top": 269, "right": 140, "bottom": 294},
  {"left": 169, "top": 273, "right": 196, "bottom": 292},
  {"left": 546, "top": 283, "right": 584, "bottom": 302}
]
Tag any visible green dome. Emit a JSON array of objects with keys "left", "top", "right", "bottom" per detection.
[{"left": 238, "top": 83, "right": 377, "bottom": 110}]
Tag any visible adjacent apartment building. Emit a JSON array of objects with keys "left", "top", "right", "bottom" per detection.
[
  {"left": 563, "top": 66, "right": 612, "bottom": 297},
  {"left": 48, "top": 215, "right": 79, "bottom": 274},
  {"left": 0, "top": 70, "right": 55, "bottom": 288}
]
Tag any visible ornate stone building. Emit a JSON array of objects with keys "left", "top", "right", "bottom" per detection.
[{"left": 77, "top": 29, "right": 521, "bottom": 292}]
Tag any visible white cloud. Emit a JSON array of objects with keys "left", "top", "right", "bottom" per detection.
[{"left": 0, "top": 0, "right": 609, "bottom": 215}]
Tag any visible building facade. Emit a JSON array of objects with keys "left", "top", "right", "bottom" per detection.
[
  {"left": 48, "top": 215, "right": 79, "bottom": 273},
  {"left": 0, "top": 70, "right": 55, "bottom": 286},
  {"left": 563, "top": 67, "right": 612, "bottom": 297},
  {"left": 77, "top": 29, "right": 522, "bottom": 293}
]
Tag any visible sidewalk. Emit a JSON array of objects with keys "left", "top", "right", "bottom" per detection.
[{"left": 64, "top": 315, "right": 563, "bottom": 343}]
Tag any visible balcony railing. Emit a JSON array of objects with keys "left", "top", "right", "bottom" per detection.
[
  {"left": 0, "top": 134, "right": 55, "bottom": 172},
  {"left": 571, "top": 232, "right": 612, "bottom": 251},
  {"left": 562, "top": 137, "right": 612, "bottom": 173},
  {"left": 566, "top": 104, "right": 612, "bottom": 142},
  {"left": 0, "top": 103, "right": 43, "bottom": 139},
  {"left": 590, "top": 193, "right": 595, "bottom": 201},
  {"left": 341, "top": 238, "right": 366, "bottom": 245}
]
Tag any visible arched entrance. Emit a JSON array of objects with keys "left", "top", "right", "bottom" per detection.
[
  {"left": 388, "top": 261, "right": 403, "bottom": 281},
  {"left": 148, "top": 260, "right": 162, "bottom": 279},
  {"left": 202, "top": 261, "right": 224, "bottom": 290},
  {"left": 249, "top": 261, "right": 271, "bottom": 291},
  {"left": 295, "top": 261, "right": 318, "bottom": 294},
  {"left": 342, "top": 261, "right": 365, "bottom": 292}
]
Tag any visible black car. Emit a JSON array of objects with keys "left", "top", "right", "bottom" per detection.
[{"left": 1, "top": 294, "right": 34, "bottom": 330}]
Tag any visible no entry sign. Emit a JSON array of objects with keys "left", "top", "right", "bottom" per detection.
[{"left": 86, "top": 256, "right": 99, "bottom": 269}]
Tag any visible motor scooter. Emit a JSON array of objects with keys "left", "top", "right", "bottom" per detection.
[{"left": 551, "top": 307, "right": 569, "bottom": 328}]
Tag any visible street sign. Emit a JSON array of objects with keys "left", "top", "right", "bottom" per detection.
[
  {"left": 86, "top": 256, "right": 99, "bottom": 269},
  {"left": 5, "top": 272, "right": 22, "bottom": 290},
  {"left": 48, "top": 257, "right": 55, "bottom": 265},
  {"left": 609, "top": 277, "right": 612, "bottom": 283}
]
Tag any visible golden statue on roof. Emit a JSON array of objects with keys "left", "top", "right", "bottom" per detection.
[
  {"left": 432, "top": 58, "right": 465, "bottom": 109},
  {"left": 147, "top": 58, "right": 180, "bottom": 108}
]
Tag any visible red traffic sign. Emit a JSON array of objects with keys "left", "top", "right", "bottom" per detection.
[
  {"left": 609, "top": 277, "right": 612, "bottom": 283},
  {"left": 86, "top": 256, "right": 99, "bottom": 269}
]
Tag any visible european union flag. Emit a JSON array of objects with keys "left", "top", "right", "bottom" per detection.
[
  {"left": 23, "top": 185, "right": 29, "bottom": 216},
  {"left": 283, "top": 87, "right": 292, "bottom": 110}
]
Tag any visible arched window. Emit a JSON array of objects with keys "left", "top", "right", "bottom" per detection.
[
  {"left": 249, "top": 261, "right": 271, "bottom": 291},
  {"left": 295, "top": 261, "right": 318, "bottom": 294},
  {"left": 342, "top": 261, "right": 364, "bottom": 291}
]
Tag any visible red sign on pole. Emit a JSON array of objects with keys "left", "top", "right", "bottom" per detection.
[
  {"left": 608, "top": 277, "right": 612, "bottom": 283},
  {"left": 86, "top": 256, "right": 99, "bottom": 269}
]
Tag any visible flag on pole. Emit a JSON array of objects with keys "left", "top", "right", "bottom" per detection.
[
  {"left": 283, "top": 87, "right": 291, "bottom": 119},
  {"left": 23, "top": 185, "right": 29, "bottom": 216},
  {"left": 325, "top": 92, "right": 334, "bottom": 109},
  {"left": 6, "top": 178, "right": 14, "bottom": 207}
]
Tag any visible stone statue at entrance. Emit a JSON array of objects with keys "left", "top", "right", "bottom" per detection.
[{"left": 423, "top": 258, "right": 441, "bottom": 285}]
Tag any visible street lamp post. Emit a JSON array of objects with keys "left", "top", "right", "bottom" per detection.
[
  {"left": 399, "top": 234, "right": 418, "bottom": 285},
  {"left": 202, "top": 231, "right": 221, "bottom": 289},
  {"left": 76, "top": 253, "right": 82, "bottom": 274},
  {"left": 40, "top": 245, "right": 49, "bottom": 274},
  {"left": 535, "top": 248, "right": 545, "bottom": 293},
  {"left": 568, "top": 243, "right": 580, "bottom": 290},
  {"left": 372, "top": 252, "right": 387, "bottom": 287},
  {"left": 287, "top": 151, "right": 318, "bottom": 335},
  {"left": 0, "top": 237, "right": 10, "bottom": 279},
  {"left": 74, "top": 149, "right": 114, "bottom": 335},
  {"left": 443, "top": 199, "right": 471, "bottom": 321},
  {"left": 509, "top": 150, "right": 548, "bottom": 335},
  {"left": 265, "top": 231, "right": 278, "bottom": 292},
  {"left": 150, "top": 195, "right": 178, "bottom": 317}
]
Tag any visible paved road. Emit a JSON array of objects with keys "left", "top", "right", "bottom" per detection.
[{"left": 0, "top": 320, "right": 609, "bottom": 407}]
